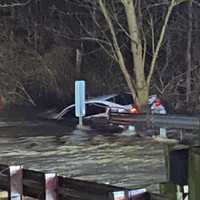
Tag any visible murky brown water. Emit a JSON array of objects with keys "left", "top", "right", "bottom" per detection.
[{"left": 0, "top": 109, "right": 166, "bottom": 190}]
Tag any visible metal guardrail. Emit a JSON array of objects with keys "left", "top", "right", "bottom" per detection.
[{"left": 109, "top": 112, "right": 200, "bottom": 130}]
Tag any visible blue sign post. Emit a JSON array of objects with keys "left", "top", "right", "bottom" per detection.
[{"left": 75, "top": 80, "right": 85, "bottom": 128}]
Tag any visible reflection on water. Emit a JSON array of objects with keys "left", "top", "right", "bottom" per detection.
[{"left": 0, "top": 109, "right": 166, "bottom": 189}]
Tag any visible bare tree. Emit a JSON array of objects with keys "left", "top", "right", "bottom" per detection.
[{"left": 83, "top": 0, "right": 189, "bottom": 110}]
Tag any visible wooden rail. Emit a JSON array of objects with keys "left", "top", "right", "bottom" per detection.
[
  {"left": 109, "top": 112, "right": 200, "bottom": 130},
  {"left": 0, "top": 164, "right": 155, "bottom": 200}
]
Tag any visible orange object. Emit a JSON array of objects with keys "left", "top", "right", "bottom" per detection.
[{"left": 129, "top": 106, "right": 139, "bottom": 113}]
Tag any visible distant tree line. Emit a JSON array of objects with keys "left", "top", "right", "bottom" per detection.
[{"left": 0, "top": 0, "right": 200, "bottom": 113}]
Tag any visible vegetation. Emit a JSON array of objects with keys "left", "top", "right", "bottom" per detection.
[
  {"left": 96, "top": 0, "right": 188, "bottom": 110},
  {"left": 0, "top": 0, "right": 200, "bottom": 113}
]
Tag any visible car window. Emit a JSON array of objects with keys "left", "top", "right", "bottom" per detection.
[
  {"left": 122, "top": 94, "right": 134, "bottom": 105},
  {"left": 105, "top": 97, "right": 115, "bottom": 103},
  {"left": 110, "top": 94, "right": 133, "bottom": 105},
  {"left": 85, "top": 103, "right": 107, "bottom": 116}
]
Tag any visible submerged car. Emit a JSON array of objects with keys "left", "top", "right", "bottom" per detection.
[
  {"left": 43, "top": 93, "right": 166, "bottom": 131},
  {"left": 55, "top": 93, "right": 134, "bottom": 120},
  {"left": 55, "top": 93, "right": 166, "bottom": 120}
]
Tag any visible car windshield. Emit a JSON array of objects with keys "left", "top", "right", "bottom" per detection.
[
  {"left": 86, "top": 103, "right": 107, "bottom": 116},
  {"left": 107, "top": 93, "right": 133, "bottom": 105}
]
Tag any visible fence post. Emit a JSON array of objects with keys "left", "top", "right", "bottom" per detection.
[
  {"left": 110, "top": 189, "right": 149, "bottom": 200},
  {"left": 110, "top": 191, "right": 127, "bottom": 200},
  {"left": 44, "top": 173, "right": 58, "bottom": 200},
  {"left": 9, "top": 165, "right": 23, "bottom": 200},
  {"left": 188, "top": 146, "right": 200, "bottom": 200}
]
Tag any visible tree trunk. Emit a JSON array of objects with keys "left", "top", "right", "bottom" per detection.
[
  {"left": 122, "top": 0, "right": 147, "bottom": 109},
  {"left": 136, "top": 83, "right": 149, "bottom": 111},
  {"left": 186, "top": 0, "right": 192, "bottom": 104},
  {"left": 76, "top": 47, "right": 82, "bottom": 79},
  {"left": 34, "top": 0, "right": 40, "bottom": 51}
]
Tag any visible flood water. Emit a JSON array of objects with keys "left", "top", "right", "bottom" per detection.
[{"left": 0, "top": 109, "right": 166, "bottom": 190}]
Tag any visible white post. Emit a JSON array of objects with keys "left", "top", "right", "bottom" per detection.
[
  {"left": 9, "top": 165, "right": 23, "bottom": 200},
  {"left": 75, "top": 80, "right": 86, "bottom": 129},
  {"left": 160, "top": 127, "right": 167, "bottom": 138},
  {"left": 176, "top": 185, "right": 183, "bottom": 200},
  {"left": 112, "top": 189, "right": 147, "bottom": 200},
  {"left": 112, "top": 191, "right": 126, "bottom": 200},
  {"left": 127, "top": 125, "right": 137, "bottom": 136},
  {"left": 78, "top": 116, "right": 83, "bottom": 128},
  {"left": 45, "top": 173, "right": 58, "bottom": 200}
]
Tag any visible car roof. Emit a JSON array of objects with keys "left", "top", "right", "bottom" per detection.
[
  {"left": 88, "top": 92, "right": 132, "bottom": 101},
  {"left": 87, "top": 94, "right": 118, "bottom": 101}
]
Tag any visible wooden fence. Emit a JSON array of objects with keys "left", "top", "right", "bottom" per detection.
[{"left": 0, "top": 164, "right": 161, "bottom": 200}]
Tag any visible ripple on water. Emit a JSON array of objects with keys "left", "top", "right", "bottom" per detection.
[{"left": 0, "top": 118, "right": 166, "bottom": 190}]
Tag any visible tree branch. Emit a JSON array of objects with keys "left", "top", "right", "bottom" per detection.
[
  {"left": 147, "top": 0, "right": 176, "bottom": 85},
  {"left": 99, "top": 0, "right": 137, "bottom": 101},
  {"left": 0, "top": 0, "right": 32, "bottom": 8}
]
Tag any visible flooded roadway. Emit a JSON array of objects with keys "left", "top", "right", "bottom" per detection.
[{"left": 0, "top": 109, "right": 166, "bottom": 190}]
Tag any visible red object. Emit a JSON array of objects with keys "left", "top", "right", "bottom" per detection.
[{"left": 155, "top": 98, "right": 161, "bottom": 107}]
